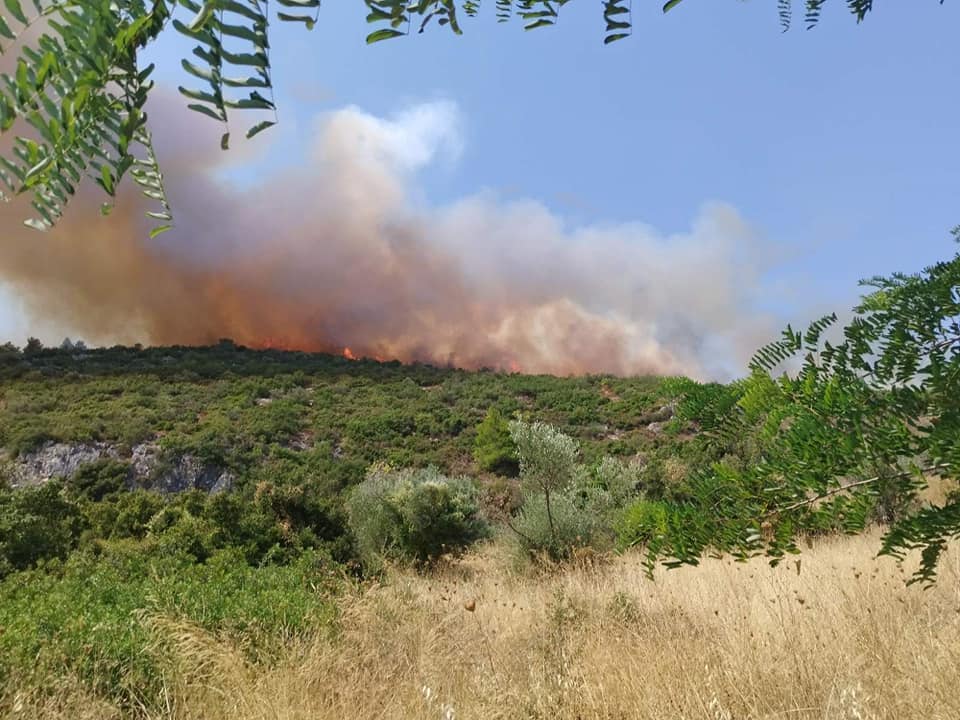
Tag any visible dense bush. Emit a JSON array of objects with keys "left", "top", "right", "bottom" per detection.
[
  {"left": 84, "top": 490, "right": 166, "bottom": 540},
  {"left": 510, "top": 490, "right": 599, "bottom": 561},
  {"left": 346, "top": 464, "right": 490, "bottom": 570},
  {"left": 67, "top": 459, "right": 130, "bottom": 501},
  {"left": 0, "top": 482, "right": 85, "bottom": 578},
  {"left": 0, "top": 344, "right": 696, "bottom": 707},
  {"left": 0, "top": 344, "right": 671, "bottom": 486},
  {"left": 0, "top": 543, "right": 339, "bottom": 709}
]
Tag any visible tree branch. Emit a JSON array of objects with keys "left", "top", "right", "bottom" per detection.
[
  {"left": 767, "top": 462, "right": 952, "bottom": 517},
  {"left": 504, "top": 517, "right": 535, "bottom": 545}
]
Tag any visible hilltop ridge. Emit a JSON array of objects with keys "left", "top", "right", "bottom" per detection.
[{"left": 0, "top": 341, "right": 681, "bottom": 494}]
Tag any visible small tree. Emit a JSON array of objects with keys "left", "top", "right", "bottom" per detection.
[
  {"left": 473, "top": 408, "right": 519, "bottom": 476},
  {"left": 507, "top": 421, "right": 644, "bottom": 561},
  {"left": 509, "top": 421, "right": 579, "bottom": 544},
  {"left": 23, "top": 338, "right": 43, "bottom": 355}
]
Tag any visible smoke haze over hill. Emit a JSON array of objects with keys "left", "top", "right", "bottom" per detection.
[{"left": 0, "top": 96, "right": 777, "bottom": 378}]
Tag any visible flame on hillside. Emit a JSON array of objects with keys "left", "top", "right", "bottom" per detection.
[{"left": 0, "top": 94, "right": 776, "bottom": 378}]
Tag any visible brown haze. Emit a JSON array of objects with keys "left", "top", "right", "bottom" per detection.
[{"left": 0, "top": 94, "right": 776, "bottom": 378}]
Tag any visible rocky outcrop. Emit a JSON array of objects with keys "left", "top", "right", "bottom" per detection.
[
  {"left": 129, "top": 442, "right": 234, "bottom": 494},
  {"left": 4, "top": 442, "right": 120, "bottom": 487},
  {"left": 4, "top": 441, "right": 234, "bottom": 494}
]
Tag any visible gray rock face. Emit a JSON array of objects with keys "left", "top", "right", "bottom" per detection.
[
  {"left": 5, "top": 441, "right": 234, "bottom": 494},
  {"left": 129, "top": 442, "right": 234, "bottom": 494},
  {"left": 5, "top": 442, "right": 119, "bottom": 487}
]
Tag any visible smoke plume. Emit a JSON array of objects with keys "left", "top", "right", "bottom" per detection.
[{"left": 0, "top": 96, "right": 775, "bottom": 378}]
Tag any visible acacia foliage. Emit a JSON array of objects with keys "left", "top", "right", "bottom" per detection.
[
  {"left": 0, "top": 0, "right": 913, "bottom": 234},
  {"left": 644, "top": 231, "right": 960, "bottom": 584}
]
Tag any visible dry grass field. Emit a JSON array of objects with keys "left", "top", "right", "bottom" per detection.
[{"left": 14, "top": 530, "right": 960, "bottom": 720}]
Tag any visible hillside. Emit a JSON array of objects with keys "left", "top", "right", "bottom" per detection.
[
  {"left": 0, "top": 341, "right": 679, "bottom": 493},
  {"left": 0, "top": 342, "right": 702, "bottom": 714}
]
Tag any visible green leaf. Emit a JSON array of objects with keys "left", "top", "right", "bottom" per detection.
[
  {"left": 186, "top": 103, "right": 226, "bottom": 121},
  {"left": 149, "top": 224, "right": 174, "bottom": 239},
  {"left": 181, "top": 59, "right": 217, "bottom": 82},
  {"left": 15, "top": 58, "right": 30, "bottom": 98},
  {"left": 277, "top": 13, "right": 316, "bottom": 28},
  {"left": 366, "top": 28, "right": 406, "bottom": 43},
  {"left": 23, "top": 155, "right": 51, "bottom": 185},
  {"left": 0, "top": 13, "right": 14, "bottom": 40},
  {"left": 99, "top": 165, "right": 115, "bottom": 195},
  {"left": 224, "top": 92, "right": 273, "bottom": 110},
  {"left": 23, "top": 217, "right": 49, "bottom": 231},
  {"left": 188, "top": 1, "right": 218, "bottom": 31},
  {"left": 523, "top": 17, "right": 554, "bottom": 31},
  {"left": 604, "top": 32, "right": 630, "bottom": 43},
  {"left": 246, "top": 119, "right": 276, "bottom": 139},
  {"left": 3, "top": 0, "right": 27, "bottom": 25},
  {"left": 179, "top": 86, "right": 221, "bottom": 105},
  {"left": 220, "top": 49, "right": 269, "bottom": 67}
]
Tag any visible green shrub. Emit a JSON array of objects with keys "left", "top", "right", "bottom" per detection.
[
  {"left": 0, "top": 542, "right": 340, "bottom": 710},
  {"left": 91, "top": 490, "right": 166, "bottom": 540},
  {"left": 0, "top": 482, "right": 85, "bottom": 578},
  {"left": 589, "top": 456, "right": 642, "bottom": 507},
  {"left": 68, "top": 459, "right": 130, "bottom": 502},
  {"left": 346, "top": 464, "right": 489, "bottom": 571},
  {"left": 148, "top": 508, "right": 218, "bottom": 562},
  {"left": 509, "top": 490, "right": 598, "bottom": 561},
  {"left": 473, "top": 407, "right": 518, "bottom": 475}
]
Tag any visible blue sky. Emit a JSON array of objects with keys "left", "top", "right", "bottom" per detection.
[
  {"left": 1, "top": 1, "right": 958, "bottom": 372},
  {"left": 252, "top": 0, "right": 959, "bottom": 289}
]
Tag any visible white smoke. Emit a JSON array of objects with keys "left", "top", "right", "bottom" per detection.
[{"left": 0, "top": 97, "right": 778, "bottom": 379}]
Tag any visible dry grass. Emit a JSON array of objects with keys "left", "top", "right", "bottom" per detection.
[{"left": 17, "top": 530, "right": 960, "bottom": 720}]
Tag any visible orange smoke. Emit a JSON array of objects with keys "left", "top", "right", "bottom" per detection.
[{"left": 0, "top": 94, "right": 774, "bottom": 378}]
